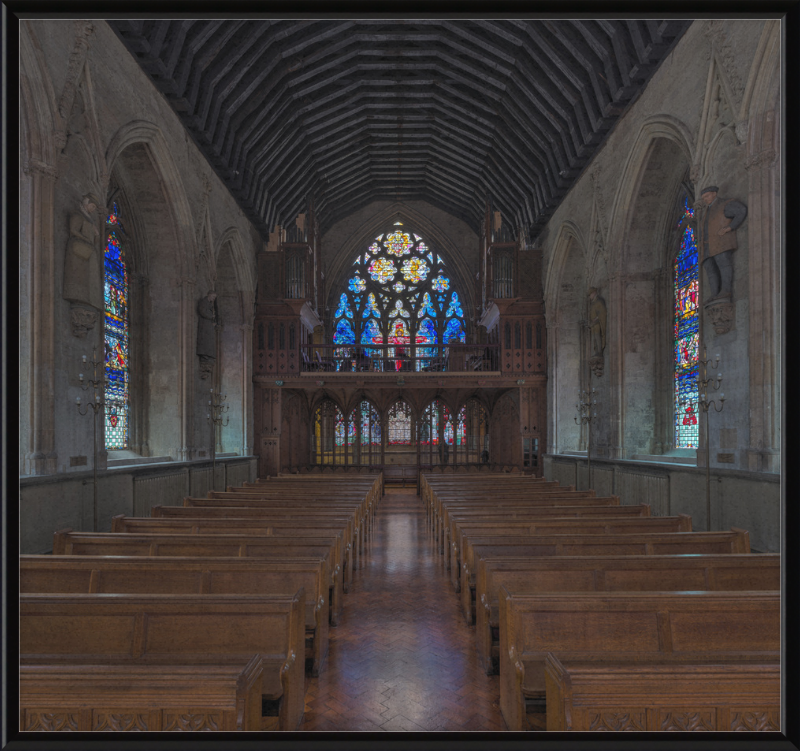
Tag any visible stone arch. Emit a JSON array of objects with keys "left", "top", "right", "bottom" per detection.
[
  {"left": 215, "top": 228, "right": 254, "bottom": 457},
  {"left": 103, "top": 123, "right": 197, "bottom": 460},
  {"left": 611, "top": 121, "right": 693, "bottom": 458},
  {"left": 105, "top": 121, "right": 196, "bottom": 279},
  {"left": 545, "top": 222, "right": 587, "bottom": 455}
]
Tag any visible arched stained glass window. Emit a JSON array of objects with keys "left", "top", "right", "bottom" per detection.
[
  {"left": 104, "top": 202, "right": 130, "bottom": 449},
  {"left": 333, "top": 224, "right": 466, "bottom": 371},
  {"left": 387, "top": 401, "right": 412, "bottom": 445},
  {"left": 419, "top": 399, "right": 453, "bottom": 465},
  {"left": 312, "top": 400, "right": 345, "bottom": 464},
  {"left": 347, "top": 400, "right": 381, "bottom": 465},
  {"left": 674, "top": 196, "right": 699, "bottom": 448}
]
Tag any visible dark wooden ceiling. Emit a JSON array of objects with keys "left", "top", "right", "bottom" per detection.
[{"left": 109, "top": 19, "right": 690, "bottom": 238}]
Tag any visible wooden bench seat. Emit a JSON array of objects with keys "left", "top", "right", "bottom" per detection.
[
  {"left": 20, "top": 554, "right": 331, "bottom": 676},
  {"left": 151, "top": 504, "right": 369, "bottom": 560},
  {"left": 431, "top": 494, "right": 617, "bottom": 543},
  {"left": 436, "top": 501, "right": 647, "bottom": 553},
  {"left": 474, "top": 553, "right": 780, "bottom": 672},
  {"left": 544, "top": 653, "right": 780, "bottom": 732},
  {"left": 461, "top": 528, "right": 751, "bottom": 623},
  {"left": 112, "top": 515, "right": 359, "bottom": 577},
  {"left": 449, "top": 515, "right": 694, "bottom": 591},
  {"left": 20, "top": 656, "right": 265, "bottom": 731},
  {"left": 498, "top": 589, "right": 780, "bottom": 731},
  {"left": 51, "top": 530, "right": 345, "bottom": 626},
  {"left": 20, "top": 591, "right": 307, "bottom": 730}
]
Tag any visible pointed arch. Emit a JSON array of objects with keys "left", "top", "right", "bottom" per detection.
[{"left": 105, "top": 121, "right": 196, "bottom": 279}]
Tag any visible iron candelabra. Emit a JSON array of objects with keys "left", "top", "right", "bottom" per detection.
[
  {"left": 575, "top": 387, "right": 599, "bottom": 490},
  {"left": 206, "top": 389, "right": 230, "bottom": 490},
  {"left": 75, "top": 346, "right": 109, "bottom": 532}
]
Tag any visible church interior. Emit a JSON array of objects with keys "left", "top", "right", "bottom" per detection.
[{"left": 15, "top": 16, "right": 785, "bottom": 735}]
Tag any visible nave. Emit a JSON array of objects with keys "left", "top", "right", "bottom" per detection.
[{"left": 300, "top": 489, "right": 505, "bottom": 732}]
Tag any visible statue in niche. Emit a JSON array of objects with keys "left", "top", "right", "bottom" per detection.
[
  {"left": 699, "top": 185, "right": 747, "bottom": 304},
  {"left": 197, "top": 290, "right": 218, "bottom": 379},
  {"left": 587, "top": 286, "right": 607, "bottom": 378},
  {"left": 63, "top": 193, "right": 102, "bottom": 336}
]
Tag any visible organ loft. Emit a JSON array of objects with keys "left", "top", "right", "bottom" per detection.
[{"left": 15, "top": 13, "right": 786, "bottom": 738}]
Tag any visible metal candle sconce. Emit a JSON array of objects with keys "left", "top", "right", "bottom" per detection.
[
  {"left": 76, "top": 346, "right": 109, "bottom": 532},
  {"left": 206, "top": 389, "right": 230, "bottom": 490},
  {"left": 575, "top": 387, "right": 599, "bottom": 490}
]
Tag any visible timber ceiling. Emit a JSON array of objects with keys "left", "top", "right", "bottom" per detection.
[{"left": 109, "top": 19, "right": 690, "bottom": 238}]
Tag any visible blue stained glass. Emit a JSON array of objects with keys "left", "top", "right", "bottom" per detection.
[
  {"left": 445, "top": 291, "right": 463, "bottom": 318},
  {"left": 417, "top": 318, "right": 437, "bottom": 344},
  {"left": 437, "top": 294, "right": 447, "bottom": 309},
  {"left": 349, "top": 276, "right": 366, "bottom": 293},
  {"left": 333, "top": 318, "right": 355, "bottom": 344},
  {"left": 389, "top": 300, "right": 410, "bottom": 318},
  {"left": 674, "top": 201, "right": 699, "bottom": 449},
  {"left": 104, "top": 203, "right": 129, "bottom": 450},
  {"left": 335, "top": 292, "right": 354, "bottom": 319},
  {"left": 444, "top": 318, "right": 465, "bottom": 343},
  {"left": 419, "top": 292, "right": 437, "bottom": 318},
  {"left": 361, "top": 318, "right": 383, "bottom": 345},
  {"left": 363, "top": 292, "right": 381, "bottom": 318},
  {"left": 431, "top": 276, "right": 449, "bottom": 292}
]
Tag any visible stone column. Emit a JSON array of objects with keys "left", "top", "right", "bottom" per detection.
[
  {"left": 606, "top": 273, "right": 624, "bottom": 460},
  {"left": 545, "top": 321, "right": 559, "bottom": 454},
  {"left": 745, "top": 130, "right": 780, "bottom": 472},
  {"left": 178, "top": 276, "right": 195, "bottom": 461},
  {"left": 23, "top": 158, "right": 59, "bottom": 475},
  {"left": 240, "top": 319, "right": 254, "bottom": 457}
]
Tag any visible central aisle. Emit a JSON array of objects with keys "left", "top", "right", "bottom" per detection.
[{"left": 299, "top": 490, "right": 506, "bottom": 731}]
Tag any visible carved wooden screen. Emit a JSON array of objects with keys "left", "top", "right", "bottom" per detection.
[{"left": 419, "top": 399, "right": 454, "bottom": 466}]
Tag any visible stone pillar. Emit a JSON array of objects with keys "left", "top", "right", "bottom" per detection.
[
  {"left": 606, "top": 273, "right": 624, "bottom": 460},
  {"left": 545, "top": 321, "right": 559, "bottom": 454},
  {"left": 745, "top": 129, "right": 780, "bottom": 472},
  {"left": 240, "top": 320, "right": 254, "bottom": 457},
  {"left": 23, "top": 158, "right": 59, "bottom": 475},
  {"left": 130, "top": 272, "right": 150, "bottom": 457},
  {"left": 178, "top": 276, "right": 195, "bottom": 461}
]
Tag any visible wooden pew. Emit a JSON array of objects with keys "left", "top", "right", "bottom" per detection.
[
  {"left": 183, "top": 496, "right": 362, "bottom": 568},
  {"left": 20, "top": 554, "right": 331, "bottom": 676},
  {"left": 474, "top": 553, "right": 780, "bottom": 672},
  {"left": 497, "top": 589, "right": 780, "bottom": 731},
  {"left": 52, "top": 530, "right": 345, "bottom": 626},
  {"left": 150, "top": 505, "right": 368, "bottom": 564},
  {"left": 461, "top": 528, "right": 751, "bottom": 623},
  {"left": 437, "top": 501, "right": 647, "bottom": 554},
  {"left": 449, "top": 515, "right": 694, "bottom": 591},
  {"left": 431, "top": 494, "right": 616, "bottom": 548},
  {"left": 544, "top": 654, "right": 780, "bottom": 732},
  {"left": 20, "top": 656, "right": 265, "bottom": 731},
  {"left": 20, "top": 592, "right": 307, "bottom": 731},
  {"left": 111, "top": 515, "right": 358, "bottom": 580}
]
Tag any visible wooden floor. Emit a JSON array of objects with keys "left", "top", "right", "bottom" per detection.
[{"left": 299, "top": 489, "right": 507, "bottom": 732}]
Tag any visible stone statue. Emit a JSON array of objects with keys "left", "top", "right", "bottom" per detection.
[
  {"left": 699, "top": 185, "right": 747, "bottom": 303},
  {"left": 197, "top": 290, "right": 218, "bottom": 379},
  {"left": 64, "top": 193, "right": 102, "bottom": 336},
  {"left": 587, "top": 287, "right": 607, "bottom": 377}
]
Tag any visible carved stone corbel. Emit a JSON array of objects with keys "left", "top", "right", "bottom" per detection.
[
  {"left": 589, "top": 354, "right": 605, "bottom": 378},
  {"left": 705, "top": 299, "right": 735, "bottom": 335},
  {"left": 744, "top": 149, "right": 777, "bottom": 171},
  {"left": 69, "top": 304, "right": 98, "bottom": 338}
]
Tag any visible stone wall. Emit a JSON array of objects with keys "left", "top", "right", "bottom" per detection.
[
  {"left": 539, "top": 20, "right": 780, "bottom": 476},
  {"left": 20, "top": 19, "right": 260, "bottom": 482}
]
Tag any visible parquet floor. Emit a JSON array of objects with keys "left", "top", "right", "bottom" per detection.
[{"left": 298, "top": 489, "right": 507, "bottom": 732}]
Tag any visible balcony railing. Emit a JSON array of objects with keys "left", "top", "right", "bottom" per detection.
[{"left": 301, "top": 343, "right": 500, "bottom": 373}]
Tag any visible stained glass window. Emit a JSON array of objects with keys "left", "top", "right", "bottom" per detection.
[
  {"left": 674, "top": 196, "right": 699, "bottom": 448},
  {"left": 312, "top": 400, "right": 345, "bottom": 464},
  {"left": 388, "top": 401, "right": 412, "bottom": 445},
  {"left": 332, "top": 226, "right": 466, "bottom": 371},
  {"left": 104, "top": 202, "right": 130, "bottom": 449}
]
